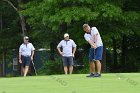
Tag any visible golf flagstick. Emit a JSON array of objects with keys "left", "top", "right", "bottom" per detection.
[{"left": 32, "top": 61, "right": 37, "bottom": 76}]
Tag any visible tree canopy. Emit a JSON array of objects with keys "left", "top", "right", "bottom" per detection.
[{"left": 0, "top": 0, "right": 140, "bottom": 72}]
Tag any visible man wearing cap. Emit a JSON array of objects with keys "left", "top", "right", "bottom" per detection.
[
  {"left": 19, "top": 36, "right": 35, "bottom": 77},
  {"left": 83, "top": 24, "right": 103, "bottom": 77},
  {"left": 57, "top": 33, "right": 77, "bottom": 75}
]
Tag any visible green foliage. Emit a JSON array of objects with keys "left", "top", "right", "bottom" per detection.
[
  {"left": 19, "top": 0, "right": 140, "bottom": 73},
  {"left": 37, "top": 58, "right": 63, "bottom": 75},
  {"left": 0, "top": 0, "right": 21, "bottom": 48},
  {"left": 96, "top": 3, "right": 122, "bottom": 19},
  {"left": 21, "top": 0, "right": 140, "bottom": 46},
  {"left": 77, "top": 53, "right": 89, "bottom": 74},
  {"left": 1, "top": 0, "right": 140, "bottom": 73}
]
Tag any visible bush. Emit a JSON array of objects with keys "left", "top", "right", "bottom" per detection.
[
  {"left": 37, "top": 52, "right": 90, "bottom": 75},
  {"left": 37, "top": 58, "right": 63, "bottom": 75},
  {"left": 77, "top": 54, "right": 89, "bottom": 74}
]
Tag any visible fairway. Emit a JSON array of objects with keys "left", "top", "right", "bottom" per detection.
[{"left": 0, "top": 73, "right": 139, "bottom": 93}]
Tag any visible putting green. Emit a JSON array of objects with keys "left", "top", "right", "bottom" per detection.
[{"left": 0, "top": 73, "right": 139, "bottom": 93}]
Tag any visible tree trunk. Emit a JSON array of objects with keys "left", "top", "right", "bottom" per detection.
[
  {"left": 3, "top": 0, "right": 26, "bottom": 36},
  {"left": 50, "top": 42, "right": 55, "bottom": 61},
  {"left": 121, "top": 36, "right": 127, "bottom": 71},
  {"left": 0, "top": 14, "right": 6, "bottom": 77},
  {"left": 17, "top": 0, "right": 26, "bottom": 36},
  {"left": 102, "top": 46, "right": 107, "bottom": 72},
  {"left": 0, "top": 14, "right": 3, "bottom": 76},
  {"left": 2, "top": 47, "right": 6, "bottom": 77},
  {"left": 0, "top": 14, "right": 2, "bottom": 31},
  {"left": 112, "top": 38, "right": 118, "bottom": 71}
]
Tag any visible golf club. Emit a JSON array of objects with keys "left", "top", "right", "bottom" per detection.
[
  {"left": 32, "top": 61, "right": 37, "bottom": 76},
  {"left": 93, "top": 48, "right": 96, "bottom": 61}
]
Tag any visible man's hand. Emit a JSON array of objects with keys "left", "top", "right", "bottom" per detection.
[
  {"left": 88, "top": 40, "right": 97, "bottom": 49},
  {"left": 31, "top": 56, "right": 33, "bottom": 61},
  {"left": 72, "top": 53, "right": 75, "bottom": 58},
  {"left": 19, "top": 59, "right": 22, "bottom": 64},
  {"left": 59, "top": 52, "right": 63, "bottom": 56},
  {"left": 92, "top": 44, "right": 97, "bottom": 49}
]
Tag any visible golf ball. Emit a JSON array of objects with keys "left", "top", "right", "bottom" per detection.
[{"left": 118, "top": 77, "right": 121, "bottom": 79}]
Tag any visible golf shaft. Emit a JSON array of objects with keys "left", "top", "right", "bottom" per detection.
[{"left": 32, "top": 61, "right": 37, "bottom": 76}]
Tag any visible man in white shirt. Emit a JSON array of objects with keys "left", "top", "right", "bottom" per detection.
[
  {"left": 83, "top": 24, "right": 103, "bottom": 77},
  {"left": 57, "top": 33, "right": 77, "bottom": 74},
  {"left": 19, "top": 36, "right": 35, "bottom": 77}
]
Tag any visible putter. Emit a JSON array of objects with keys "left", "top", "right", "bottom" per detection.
[{"left": 32, "top": 61, "right": 37, "bottom": 76}]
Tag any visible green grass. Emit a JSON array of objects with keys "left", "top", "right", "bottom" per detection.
[{"left": 0, "top": 73, "right": 139, "bottom": 93}]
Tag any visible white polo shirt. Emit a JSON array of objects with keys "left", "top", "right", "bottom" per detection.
[
  {"left": 57, "top": 39, "right": 77, "bottom": 57},
  {"left": 19, "top": 43, "right": 35, "bottom": 56},
  {"left": 84, "top": 27, "right": 103, "bottom": 47}
]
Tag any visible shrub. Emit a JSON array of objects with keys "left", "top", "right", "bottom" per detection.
[{"left": 37, "top": 58, "right": 63, "bottom": 75}]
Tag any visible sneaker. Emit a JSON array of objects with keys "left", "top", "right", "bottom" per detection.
[
  {"left": 94, "top": 73, "right": 101, "bottom": 77},
  {"left": 86, "top": 73, "right": 95, "bottom": 77}
]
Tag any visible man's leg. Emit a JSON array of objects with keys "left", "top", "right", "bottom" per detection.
[
  {"left": 21, "top": 67, "right": 25, "bottom": 76},
  {"left": 23, "top": 56, "right": 31, "bottom": 77},
  {"left": 21, "top": 56, "right": 25, "bottom": 76},
  {"left": 69, "top": 65, "right": 73, "bottom": 74},
  {"left": 89, "top": 48, "right": 95, "bottom": 74},
  {"left": 86, "top": 62, "right": 95, "bottom": 77},
  {"left": 62, "top": 56, "right": 68, "bottom": 75},
  {"left": 94, "top": 46, "right": 103, "bottom": 77},
  {"left": 64, "top": 66, "right": 68, "bottom": 75},
  {"left": 24, "top": 66, "right": 29, "bottom": 77},
  {"left": 68, "top": 57, "right": 74, "bottom": 74},
  {"left": 96, "top": 60, "right": 101, "bottom": 74},
  {"left": 90, "top": 62, "right": 95, "bottom": 74},
  {"left": 86, "top": 48, "right": 95, "bottom": 77}
]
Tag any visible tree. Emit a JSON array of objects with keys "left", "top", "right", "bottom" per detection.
[
  {"left": 0, "top": 0, "right": 22, "bottom": 76},
  {"left": 3, "top": 0, "right": 27, "bottom": 36},
  {"left": 21, "top": 0, "right": 140, "bottom": 72}
]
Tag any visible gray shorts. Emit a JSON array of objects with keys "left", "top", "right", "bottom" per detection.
[{"left": 62, "top": 56, "right": 74, "bottom": 66}]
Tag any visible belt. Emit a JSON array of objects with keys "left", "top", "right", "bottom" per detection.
[{"left": 21, "top": 55, "right": 30, "bottom": 57}]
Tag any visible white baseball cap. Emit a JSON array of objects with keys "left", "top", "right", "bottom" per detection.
[
  {"left": 64, "top": 33, "right": 69, "bottom": 38},
  {"left": 24, "top": 36, "right": 29, "bottom": 39}
]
